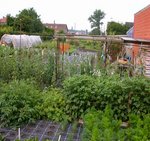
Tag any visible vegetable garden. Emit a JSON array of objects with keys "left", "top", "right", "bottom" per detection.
[{"left": 0, "top": 39, "right": 150, "bottom": 141}]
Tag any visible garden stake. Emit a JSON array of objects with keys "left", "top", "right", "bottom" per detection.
[
  {"left": 18, "top": 128, "right": 20, "bottom": 140},
  {"left": 58, "top": 135, "right": 61, "bottom": 141}
]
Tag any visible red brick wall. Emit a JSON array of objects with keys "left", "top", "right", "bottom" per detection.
[
  {"left": 134, "top": 5, "right": 150, "bottom": 39},
  {"left": 132, "top": 5, "right": 150, "bottom": 60}
]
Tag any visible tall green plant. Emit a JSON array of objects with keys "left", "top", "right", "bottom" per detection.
[
  {"left": 63, "top": 75, "right": 99, "bottom": 120},
  {"left": 82, "top": 107, "right": 150, "bottom": 141},
  {"left": 0, "top": 47, "right": 55, "bottom": 89},
  {"left": 38, "top": 88, "right": 67, "bottom": 122},
  {"left": 0, "top": 80, "right": 41, "bottom": 127}
]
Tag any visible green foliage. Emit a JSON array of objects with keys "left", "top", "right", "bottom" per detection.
[
  {"left": 107, "top": 21, "right": 130, "bottom": 35},
  {"left": 38, "top": 88, "right": 67, "bottom": 122},
  {"left": 88, "top": 9, "right": 105, "bottom": 35},
  {"left": 63, "top": 75, "right": 150, "bottom": 121},
  {"left": 89, "top": 28, "right": 101, "bottom": 35},
  {"left": 63, "top": 75, "right": 99, "bottom": 120},
  {"left": 97, "top": 75, "right": 150, "bottom": 120},
  {"left": 125, "top": 114, "right": 150, "bottom": 140},
  {"left": 6, "top": 14, "right": 15, "bottom": 27},
  {"left": 82, "top": 107, "right": 150, "bottom": 141},
  {"left": 41, "top": 27, "right": 54, "bottom": 40},
  {"left": 78, "top": 39, "right": 102, "bottom": 50},
  {"left": 122, "top": 77, "right": 150, "bottom": 117},
  {"left": 0, "top": 80, "right": 41, "bottom": 127},
  {"left": 57, "top": 30, "right": 65, "bottom": 34},
  {"left": 82, "top": 106, "right": 122, "bottom": 141},
  {"left": 0, "top": 25, "right": 13, "bottom": 38},
  {"left": 0, "top": 134, "right": 4, "bottom": 141},
  {"left": 0, "top": 47, "right": 55, "bottom": 89},
  {"left": 35, "top": 40, "right": 56, "bottom": 49},
  {"left": 14, "top": 7, "right": 43, "bottom": 33},
  {"left": 1, "top": 10, "right": 54, "bottom": 35}
]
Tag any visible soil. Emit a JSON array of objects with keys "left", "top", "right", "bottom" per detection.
[{"left": 0, "top": 120, "right": 83, "bottom": 141}]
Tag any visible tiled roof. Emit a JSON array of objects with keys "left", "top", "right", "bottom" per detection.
[
  {"left": 44, "top": 23, "right": 68, "bottom": 32},
  {"left": 0, "top": 17, "right": 7, "bottom": 24}
]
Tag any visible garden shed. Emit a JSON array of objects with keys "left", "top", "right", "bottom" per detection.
[
  {"left": 122, "top": 37, "right": 150, "bottom": 77},
  {"left": 122, "top": 5, "right": 150, "bottom": 77},
  {"left": 132, "top": 4, "right": 150, "bottom": 59}
]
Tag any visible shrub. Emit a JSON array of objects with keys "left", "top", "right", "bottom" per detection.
[
  {"left": 63, "top": 75, "right": 150, "bottom": 121},
  {"left": 38, "top": 88, "right": 67, "bottom": 122},
  {"left": 0, "top": 80, "right": 41, "bottom": 127},
  {"left": 63, "top": 75, "right": 99, "bottom": 120},
  {"left": 96, "top": 76, "right": 150, "bottom": 120}
]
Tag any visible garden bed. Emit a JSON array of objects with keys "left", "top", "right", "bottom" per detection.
[{"left": 0, "top": 120, "right": 83, "bottom": 141}]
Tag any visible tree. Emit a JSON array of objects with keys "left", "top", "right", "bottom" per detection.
[
  {"left": 106, "top": 21, "right": 130, "bottom": 35},
  {"left": 6, "top": 14, "right": 15, "bottom": 27},
  {"left": 14, "top": 8, "right": 43, "bottom": 33},
  {"left": 88, "top": 9, "right": 105, "bottom": 35}
]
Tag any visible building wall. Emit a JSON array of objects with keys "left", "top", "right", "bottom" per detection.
[
  {"left": 132, "top": 5, "right": 150, "bottom": 60},
  {"left": 134, "top": 5, "right": 150, "bottom": 40}
]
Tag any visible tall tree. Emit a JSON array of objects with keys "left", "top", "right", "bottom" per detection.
[
  {"left": 6, "top": 14, "right": 15, "bottom": 27},
  {"left": 14, "top": 8, "right": 43, "bottom": 33},
  {"left": 88, "top": 9, "right": 105, "bottom": 35},
  {"left": 106, "top": 21, "right": 130, "bottom": 35}
]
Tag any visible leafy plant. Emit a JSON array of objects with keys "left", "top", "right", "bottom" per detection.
[
  {"left": 63, "top": 75, "right": 99, "bottom": 120},
  {"left": 63, "top": 74, "right": 150, "bottom": 121},
  {"left": 82, "top": 106, "right": 150, "bottom": 141},
  {"left": 0, "top": 80, "right": 41, "bottom": 127},
  {"left": 0, "top": 47, "right": 55, "bottom": 89},
  {"left": 38, "top": 88, "right": 67, "bottom": 122}
]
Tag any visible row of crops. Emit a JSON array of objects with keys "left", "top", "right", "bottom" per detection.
[
  {"left": 0, "top": 42, "right": 150, "bottom": 140},
  {"left": 0, "top": 46, "right": 98, "bottom": 88}
]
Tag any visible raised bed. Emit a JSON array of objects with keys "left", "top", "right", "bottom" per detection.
[{"left": 0, "top": 120, "right": 83, "bottom": 141}]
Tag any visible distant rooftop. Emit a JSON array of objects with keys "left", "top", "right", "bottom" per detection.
[
  {"left": 0, "top": 17, "right": 7, "bottom": 24},
  {"left": 126, "top": 26, "right": 134, "bottom": 37},
  {"left": 44, "top": 23, "right": 68, "bottom": 33}
]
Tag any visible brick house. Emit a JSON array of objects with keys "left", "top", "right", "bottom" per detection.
[
  {"left": 124, "top": 5, "right": 150, "bottom": 77},
  {"left": 0, "top": 17, "right": 7, "bottom": 25},
  {"left": 44, "top": 23, "right": 68, "bottom": 34},
  {"left": 134, "top": 5, "right": 150, "bottom": 40}
]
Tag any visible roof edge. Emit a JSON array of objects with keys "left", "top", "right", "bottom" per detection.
[{"left": 135, "top": 4, "right": 150, "bottom": 15}]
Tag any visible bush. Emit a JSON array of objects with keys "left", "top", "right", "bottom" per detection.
[
  {"left": 96, "top": 76, "right": 150, "bottom": 120},
  {"left": 38, "top": 88, "right": 67, "bottom": 122},
  {"left": 0, "top": 26, "right": 13, "bottom": 38},
  {"left": 63, "top": 75, "right": 99, "bottom": 120},
  {"left": 63, "top": 75, "right": 150, "bottom": 121},
  {"left": 0, "top": 80, "right": 41, "bottom": 127}
]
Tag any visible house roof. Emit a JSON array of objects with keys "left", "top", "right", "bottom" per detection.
[
  {"left": 135, "top": 4, "right": 150, "bottom": 15},
  {"left": 44, "top": 23, "right": 68, "bottom": 32},
  {"left": 126, "top": 26, "right": 134, "bottom": 37},
  {"left": 121, "top": 36, "right": 150, "bottom": 45},
  {"left": 68, "top": 29, "right": 88, "bottom": 35},
  {"left": 0, "top": 17, "right": 7, "bottom": 24}
]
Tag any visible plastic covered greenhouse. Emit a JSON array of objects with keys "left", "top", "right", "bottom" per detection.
[{"left": 1, "top": 34, "right": 42, "bottom": 48}]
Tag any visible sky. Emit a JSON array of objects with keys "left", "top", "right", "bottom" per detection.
[{"left": 0, "top": 0, "right": 150, "bottom": 31}]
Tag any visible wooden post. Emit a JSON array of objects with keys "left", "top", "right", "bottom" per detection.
[
  {"left": 18, "top": 128, "right": 20, "bottom": 140},
  {"left": 55, "top": 38, "right": 60, "bottom": 86},
  {"left": 104, "top": 36, "right": 108, "bottom": 67}
]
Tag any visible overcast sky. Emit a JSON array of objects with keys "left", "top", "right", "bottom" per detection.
[{"left": 0, "top": 0, "right": 149, "bottom": 31}]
